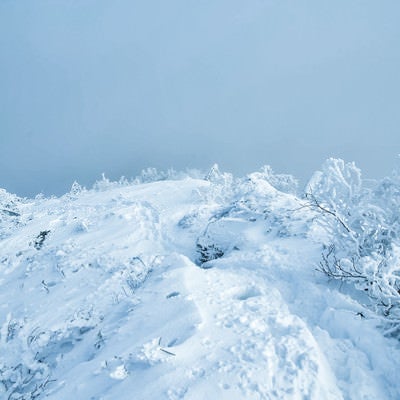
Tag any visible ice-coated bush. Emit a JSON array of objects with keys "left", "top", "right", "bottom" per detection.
[
  {"left": 255, "top": 165, "right": 299, "bottom": 195},
  {"left": 133, "top": 167, "right": 203, "bottom": 185},
  {"left": 0, "top": 316, "right": 53, "bottom": 400},
  {"left": 306, "top": 158, "right": 400, "bottom": 330},
  {"left": 0, "top": 189, "right": 23, "bottom": 240}
]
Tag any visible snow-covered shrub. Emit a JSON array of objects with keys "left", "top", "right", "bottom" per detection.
[
  {"left": 255, "top": 165, "right": 298, "bottom": 195},
  {"left": 307, "top": 158, "right": 400, "bottom": 331},
  {"left": 196, "top": 240, "right": 225, "bottom": 265},
  {"left": 0, "top": 189, "right": 23, "bottom": 240},
  {"left": 92, "top": 174, "right": 130, "bottom": 192},
  {"left": 0, "top": 189, "right": 21, "bottom": 213},
  {"left": 66, "top": 181, "right": 86, "bottom": 200},
  {"left": 133, "top": 167, "right": 203, "bottom": 185},
  {"left": 201, "top": 164, "right": 235, "bottom": 204},
  {"left": 33, "top": 231, "right": 51, "bottom": 250},
  {"left": 133, "top": 167, "right": 175, "bottom": 184},
  {"left": 0, "top": 316, "right": 53, "bottom": 400}
]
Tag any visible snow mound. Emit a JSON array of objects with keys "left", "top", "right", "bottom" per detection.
[{"left": 1, "top": 162, "right": 400, "bottom": 399}]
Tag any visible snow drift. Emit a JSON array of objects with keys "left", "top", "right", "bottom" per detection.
[{"left": 1, "top": 159, "right": 400, "bottom": 399}]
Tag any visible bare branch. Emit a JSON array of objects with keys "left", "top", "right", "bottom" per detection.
[{"left": 305, "top": 192, "right": 351, "bottom": 233}]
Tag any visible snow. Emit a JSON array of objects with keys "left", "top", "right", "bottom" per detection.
[{"left": 1, "top": 169, "right": 400, "bottom": 399}]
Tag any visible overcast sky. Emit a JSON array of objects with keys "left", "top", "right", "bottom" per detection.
[{"left": 1, "top": 1, "right": 400, "bottom": 197}]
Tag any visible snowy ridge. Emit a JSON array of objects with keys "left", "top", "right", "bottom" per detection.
[{"left": 1, "top": 161, "right": 400, "bottom": 399}]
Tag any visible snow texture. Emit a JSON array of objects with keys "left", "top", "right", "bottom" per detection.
[{"left": 1, "top": 161, "right": 400, "bottom": 399}]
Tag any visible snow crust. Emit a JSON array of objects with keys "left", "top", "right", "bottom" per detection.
[{"left": 1, "top": 169, "right": 400, "bottom": 399}]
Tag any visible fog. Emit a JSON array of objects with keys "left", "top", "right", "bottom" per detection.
[{"left": 1, "top": 1, "right": 399, "bottom": 197}]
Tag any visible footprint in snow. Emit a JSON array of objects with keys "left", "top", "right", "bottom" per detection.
[{"left": 229, "top": 285, "right": 261, "bottom": 301}]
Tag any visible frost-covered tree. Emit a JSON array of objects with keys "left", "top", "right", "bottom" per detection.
[{"left": 306, "top": 158, "right": 400, "bottom": 333}]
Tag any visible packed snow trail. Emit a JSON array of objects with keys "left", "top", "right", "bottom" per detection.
[{"left": 0, "top": 174, "right": 400, "bottom": 399}]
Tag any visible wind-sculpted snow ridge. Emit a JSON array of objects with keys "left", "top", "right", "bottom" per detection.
[{"left": 1, "top": 160, "right": 400, "bottom": 399}]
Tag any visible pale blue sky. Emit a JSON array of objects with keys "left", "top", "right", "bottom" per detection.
[{"left": 1, "top": 1, "right": 399, "bottom": 196}]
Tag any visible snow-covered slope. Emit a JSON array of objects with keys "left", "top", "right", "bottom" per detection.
[{"left": 1, "top": 165, "right": 400, "bottom": 399}]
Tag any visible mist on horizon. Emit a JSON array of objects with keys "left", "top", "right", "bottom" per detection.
[{"left": 1, "top": 1, "right": 399, "bottom": 197}]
